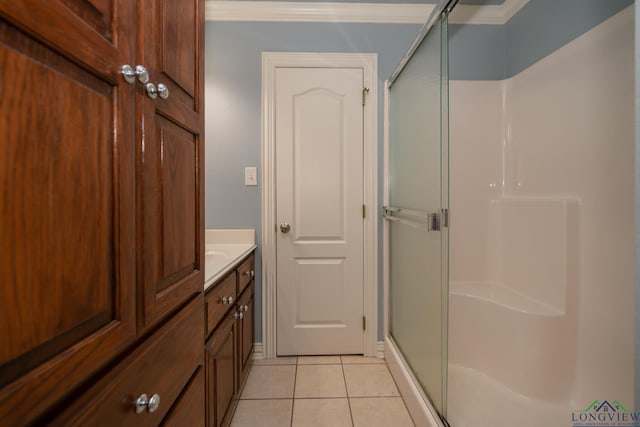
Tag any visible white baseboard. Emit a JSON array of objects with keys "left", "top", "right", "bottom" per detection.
[
  {"left": 384, "top": 337, "right": 446, "bottom": 427},
  {"left": 252, "top": 342, "right": 264, "bottom": 359},
  {"left": 377, "top": 341, "right": 385, "bottom": 359}
]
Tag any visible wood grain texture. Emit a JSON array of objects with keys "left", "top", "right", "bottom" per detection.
[
  {"left": 206, "top": 271, "right": 237, "bottom": 338},
  {"left": 206, "top": 311, "right": 238, "bottom": 427},
  {"left": 51, "top": 296, "right": 204, "bottom": 427},
  {"left": 238, "top": 283, "right": 255, "bottom": 380},
  {"left": 0, "top": 0, "right": 137, "bottom": 423},
  {"left": 137, "top": 0, "right": 204, "bottom": 331},
  {"left": 162, "top": 367, "right": 205, "bottom": 427}
]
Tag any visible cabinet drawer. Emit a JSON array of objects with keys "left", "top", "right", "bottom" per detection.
[
  {"left": 55, "top": 297, "right": 204, "bottom": 427},
  {"left": 206, "top": 271, "right": 237, "bottom": 337},
  {"left": 237, "top": 254, "right": 255, "bottom": 295},
  {"left": 162, "top": 367, "right": 205, "bottom": 427}
]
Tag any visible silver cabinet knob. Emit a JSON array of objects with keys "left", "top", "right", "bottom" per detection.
[
  {"left": 222, "top": 296, "right": 234, "bottom": 304},
  {"left": 121, "top": 64, "right": 150, "bottom": 85},
  {"left": 121, "top": 64, "right": 136, "bottom": 84},
  {"left": 239, "top": 311, "right": 244, "bottom": 319},
  {"left": 244, "top": 270, "right": 255, "bottom": 278},
  {"left": 134, "top": 394, "right": 148, "bottom": 414},
  {"left": 134, "top": 393, "right": 160, "bottom": 414},
  {"left": 157, "top": 83, "right": 169, "bottom": 99},
  {"left": 280, "top": 223, "right": 291, "bottom": 233},
  {"left": 147, "top": 394, "right": 160, "bottom": 413},
  {"left": 135, "top": 65, "right": 149, "bottom": 83},
  {"left": 233, "top": 312, "right": 239, "bottom": 320},
  {"left": 146, "top": 82, "right": 158, "bottom": 99},
  {"left": 243, "top": 305, "right": 249, "bottom": 312}
]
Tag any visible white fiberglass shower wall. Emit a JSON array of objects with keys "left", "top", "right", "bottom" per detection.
[{"left": 447, "top": 2, "right": 634, "bottom": 426}]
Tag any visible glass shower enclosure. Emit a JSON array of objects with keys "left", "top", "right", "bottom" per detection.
[{"left": 384, "top": 1, "right": 453, "bottom": 422}]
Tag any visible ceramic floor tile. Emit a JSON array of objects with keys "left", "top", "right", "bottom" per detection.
[
  {"left": 294, "top": 364, "right": 347, "bottom": 398},
  {"left": 230, "top": 399, "right": 293, "bottom": 427},
  {"left": 297, "top": 355, "right": 342, "bottom": 365},
  {"left": 291, "top": 398, "right": 352, "bottom": 427},
  {"left": 241, "top": 365, "right": 296, "bottom": 399},
  {"left": 253, "top": 356, "right": 298, "bottom": 365},
  {"left": 343, "top": 364, "right": 400, "bottom": 397},
  {"left": 350, "top": 397, "right": 415, "bottom": 427},
  {"left": 340, "top": 355, "right": 385, "bottom": 364}
]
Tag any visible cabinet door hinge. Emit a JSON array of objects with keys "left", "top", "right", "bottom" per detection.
[
  {"left": 362, "top": 87, "right": 370, "bottom": 106},
  {"left": 363, "top": 316, "right": 366, "bottom": 331}
]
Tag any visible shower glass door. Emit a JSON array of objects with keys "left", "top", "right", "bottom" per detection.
[{"left": 387, "top": 14, "right": 449, "bottom": 418}]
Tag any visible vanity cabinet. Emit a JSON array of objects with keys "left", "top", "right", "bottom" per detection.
[
  {"left": 205, "top": 252, "right": 255, "bottom": 427},
  {"left": 0, "top": 0, "right": 204, "bottom": 425},
  {"left": 237, "top": 282, "right": 255, "bottom": 382}
]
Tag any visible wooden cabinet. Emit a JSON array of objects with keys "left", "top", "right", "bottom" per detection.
[
  {"left": 205, "top": 253, "right": 255, "bottom": 427},
  {"left": 0, "top": 2, "right": 137, "bottom": 424},
  {"left": 206, "top": 311, "right": 238, "bottom": 427},
  {"left": 51, "top": 297, "right": 204, "bottom": 427},
  {"left": 137, "top": 0, "right": 205, "bottom": 330},
  {"left": 0, "top": 0, "right": 204, "bottom": 425},
  {"left": 237, "top": 283, "right": 255, "bottom": 382}
]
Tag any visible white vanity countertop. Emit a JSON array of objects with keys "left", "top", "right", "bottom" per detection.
[{"left": 204, "top": 229, "right": 256, "bottom": 291}]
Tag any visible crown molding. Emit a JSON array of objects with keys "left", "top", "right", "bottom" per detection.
[
  {"left": 206, "top": 1, "right": 435, "bottom": 24},
  {"left": 205, "top": 0, "right": 528, "bottom": 25},
  {"left": 449, "top": 0, "right": 529, "bottom": 24}
]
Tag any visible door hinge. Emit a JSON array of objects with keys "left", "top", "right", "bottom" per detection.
[
  {"left": 362, "top": 87, "right": 370, "bottom": 106},
  {"left": 362, "top": 204, "right": 366, "bottom": 218},
  {"left": 441, "top": 208, "right": 449, "bottom": 228},
  {"left": 363, "top": 316, "right": 366, "bottom": 331}
]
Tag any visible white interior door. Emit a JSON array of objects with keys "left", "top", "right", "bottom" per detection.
[{"left": 275, "top": 67, "right": 364, "bottom": 355}]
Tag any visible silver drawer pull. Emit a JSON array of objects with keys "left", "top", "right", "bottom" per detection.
[
  {"left": 147, "top": 394, "right": 160, "bottom": 413},
  {"left": 134, "top": 394, "right": 148, "bottom": 414},
  {"left": 134, "top": 393, "right": 160, "bottom": 414}
]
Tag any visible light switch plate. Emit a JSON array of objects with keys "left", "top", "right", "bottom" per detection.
[{"left": 244, "top": 167, "right": 257, "bottom": 186}]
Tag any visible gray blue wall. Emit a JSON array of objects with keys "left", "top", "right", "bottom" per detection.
[
  {"left": 205, "top": 22, "right": 422, "bottom": 341},
  {"left": 449, "top": 0, "right": 633, "bottom": 80},
  {"left": 205, "top": 1, "right": 636, "bottom": 351}
]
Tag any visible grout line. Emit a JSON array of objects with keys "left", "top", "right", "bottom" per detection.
[
  {"left": 290, "top": 361, "right": 298, "bottom": 427},
  {"left": 341, "top": 359, "right": 356, "bottom": 427}
]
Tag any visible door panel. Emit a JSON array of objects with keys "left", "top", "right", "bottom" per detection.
[
  {"left": 276, "top": 67, "right": 364, "bottom": 355},
  {"left": 0, "top": 0, "right": 136, "bottom": 424},
  {"left": 59, "top": 0, "right": 113, "bottom": 39},
  {"left": 159, "top": 0, "right": 196, "bottom": 99},
  {"left": 137, "top": 0, "right": 204, "bottom": 329}
]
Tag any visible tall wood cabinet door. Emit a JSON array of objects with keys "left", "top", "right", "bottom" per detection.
[
  {"left": 137, "top": 0, "right": 205, "bottom": 329},
  {"left": 206, "top": 313, "right": 238, "bottom": 427},
  {"left": 238, "top": 283, "right": 255, "bottom": 380},
  {"left": 0, "top": 1, "right": 137, "bottom": 425}
]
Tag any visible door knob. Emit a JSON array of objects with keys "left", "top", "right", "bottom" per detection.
[{"left": 280, "top": 223, "right": 291, "bottom": 233}]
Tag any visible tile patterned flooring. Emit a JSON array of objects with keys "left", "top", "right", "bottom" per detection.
[{"left": 230, "top": 355, "right": 415, "bottom": 427}]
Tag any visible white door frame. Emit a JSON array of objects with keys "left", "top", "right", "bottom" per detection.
[{"left": 261, "top": 52, "right": 378, "bottom": 358}]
